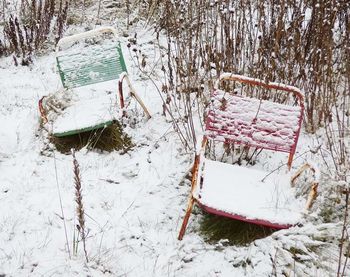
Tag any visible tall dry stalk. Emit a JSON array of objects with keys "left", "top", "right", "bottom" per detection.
[
  {"left": 53, "top": 151, "right": 71, "bottom": 259},
  {"left": 72, "top": 149, "right": 89, "bottom": 263}
]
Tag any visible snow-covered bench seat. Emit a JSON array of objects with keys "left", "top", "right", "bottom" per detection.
[
  {"left": 52, "top": 95, "right": 118, "bottom": 137},
  {"left": 194, "top": 159, "right": 303, "bottom": 228}
]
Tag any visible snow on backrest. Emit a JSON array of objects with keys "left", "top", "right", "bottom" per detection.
[
  {"left": 205, "top": 89, "right": 303, "bottom": 153},
  {"left": 56, "top": 40, "right": 127, "bottom": 89}
]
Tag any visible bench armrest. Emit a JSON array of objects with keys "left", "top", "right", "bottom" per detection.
[{"left": 215, "top": 73, "right": 304, "bottom": 106}]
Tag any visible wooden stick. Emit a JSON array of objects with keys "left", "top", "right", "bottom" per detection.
[
  {"left": 178, "top": 196, "right": 196, "bottom": 240},
  {"left": 178, "top": 137, "right": 207, "bottom": 240},
  {"left": 291, "top": 163, "right": 311, "bottom": 185},
  {"left": 120, "top": 73, "right": 151, "bottom": 119},
  {"left": 291, "top": 162, "right": 319, "bottom": 210},
  {"left": 130, "top": 90, "right": 151, "bottom": 119},
  {"left": 305, "top": 183, "right": 318, "bottom": 210}
]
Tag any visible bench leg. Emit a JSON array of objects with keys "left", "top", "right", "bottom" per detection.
[
  {"left": 178, "top": 196, "right": 195, "bottom": 240},
  {"left": 287, "top": 152, "right": 294, "bottom": 170},
  {"left": 178, "top": 139, "right": 206, "bottom": 240}
]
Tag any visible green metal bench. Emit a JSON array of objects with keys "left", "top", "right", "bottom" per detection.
[{"left": 39, "top": 27, "right": 150, "bottom": 137}]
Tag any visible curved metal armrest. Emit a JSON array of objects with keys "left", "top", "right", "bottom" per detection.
[
  {"left": 291, "top": 163, "right": 320, "bottom": 210},
  {"left": 214, "top": 73, "right": 304, "bottom": 107},
  {"left": 56, "top": 26, "right": 118, "bottom": 53},
  {"left": 118, "top": 73, "right": 151, "bottom": 119}
]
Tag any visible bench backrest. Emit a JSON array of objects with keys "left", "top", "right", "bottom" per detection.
[
  {"left": 205, "top": 74, "right": 304, "bottom": 156},
  {"left": 56, "top": 27, "right": 127, "bottom": 89}
]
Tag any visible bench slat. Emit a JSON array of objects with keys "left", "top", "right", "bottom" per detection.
[
  {"left": 57, "top": 41, "right": 127, "bottom": 89},
  {"left": 206, "top": 90, "right": 302, "bottom": 153}
]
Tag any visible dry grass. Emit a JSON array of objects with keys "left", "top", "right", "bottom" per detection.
[
  {"left": 199, "top": 213, "right": 276, "bottom": 246},
  {"left": 51, "top": 121, "right": 133, "bottom": 154}
]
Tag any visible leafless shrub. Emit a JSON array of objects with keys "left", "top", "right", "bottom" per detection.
[
  {"left": 315, "top": 14, "right": 350, "bottom": 269},
  {"left": 2, "top": 0, "right": 69, "bottom": 64}
]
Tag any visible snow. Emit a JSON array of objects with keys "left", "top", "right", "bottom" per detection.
[
  {"left": 194, "top": 159, "right": 304, "bottom": 226},
  {"left": 0, "top": 18, "right": 346, "bottom": 277},
  {"left": 55, "top": 26, "right": 118, "bottom": 51},
  {"left": 51, "top": 92, "right": 118, "bottom": 136}
]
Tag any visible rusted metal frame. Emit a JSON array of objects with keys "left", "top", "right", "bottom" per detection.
[
  {"left": 291, "top": 163, "right": 319, "bottom": 210},
  {"left": 178, "top": 136, "right": 208, "bottom": 240},
  {"left": 38, "top": 96, "right": 48, "bottom": 124},
  {"left": 198, "top": 203, "right": 292, "bottom": 229},
  {"left": 118, "top": 72, "right": 151, "bottom": 119},
  {"left": 215, "top": 74, "right": 304, "bottom": 105}
]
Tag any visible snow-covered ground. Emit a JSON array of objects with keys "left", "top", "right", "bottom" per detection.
[{"left": 0, "top": 16, "right": 347, "bottom": 277}]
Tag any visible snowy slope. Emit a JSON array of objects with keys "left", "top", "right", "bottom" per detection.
[{"left": 0, "top": 22, "right": 346, "bottom": 277}]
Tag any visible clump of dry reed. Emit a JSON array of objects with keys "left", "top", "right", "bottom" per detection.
[{"left": 72, "top": 149, "right": 89, "bottom": 263}]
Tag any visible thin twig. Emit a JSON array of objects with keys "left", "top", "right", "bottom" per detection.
[
  {"left": 338, "top": 189, "right": 349, "bottom": 276},
  {"left": 53, "top": 150, "right": 71, "bottom": 259}
]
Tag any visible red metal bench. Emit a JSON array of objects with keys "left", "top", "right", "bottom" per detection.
[{"left": 178, "top": 73, "right": 318, "bottom": 240}]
